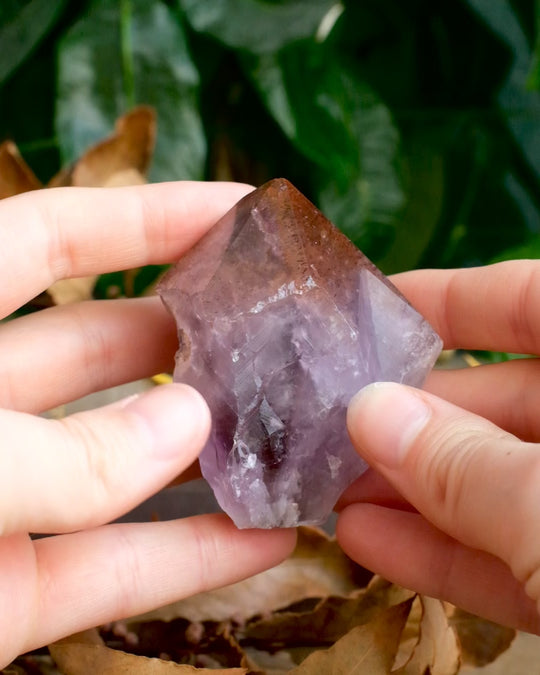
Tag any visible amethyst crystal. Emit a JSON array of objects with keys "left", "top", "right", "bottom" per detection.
[{"left": 158, "top": 179, "right": 442, "bottom": 529}]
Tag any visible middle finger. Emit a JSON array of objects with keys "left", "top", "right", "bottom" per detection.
[{"left": 0, "top": 297, "right": 177, "bottom": 413}]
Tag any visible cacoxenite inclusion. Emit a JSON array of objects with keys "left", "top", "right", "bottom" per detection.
[{"left": 158, "top": 179, "right": 442, "bottom": 529}]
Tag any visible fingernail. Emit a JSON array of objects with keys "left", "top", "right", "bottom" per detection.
[
  {"left": 348, "top": 382, "right": 431, "bottom": 468},
  {"left": 123, "top": 384, "right": 210, "bottom": 460}
]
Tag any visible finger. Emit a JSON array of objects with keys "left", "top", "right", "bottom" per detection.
[
  {"left": 0, "top": 384, "right": 210, "bottom": 535},
  {"left": 1, "top": 517, "right": 297, "bottom": 664},
  {"left": 391, "top": 260, "right": 540, "bottom": 355},
  {"left": 425, "top": 359, "right": 540, "bottom": 442},
  {"left": 336, "top": 468, "right": 413, "bottom": 512},
  {"left": 346, "top": 382, "right": 540, "bottom": 604},
  {"left": 336, "top": 504, "right": 540, "bottom": 633},
  {"left": 0, "top": 181, "right": 252, "bottom": 316},
  {"left": 0, "top": 297, "right": 177, "bottom": 413}
]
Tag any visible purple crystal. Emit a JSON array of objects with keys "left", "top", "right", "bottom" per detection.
[{"left": 158, "top": 179, "right": 442, "bottom": 529}]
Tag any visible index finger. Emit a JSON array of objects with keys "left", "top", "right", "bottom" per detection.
[
  {"left": 392, "top": 260, "right": 540, "bottom": 355},
  {"left": 0, "top": 181, "right": 253, "bottom": 317}
]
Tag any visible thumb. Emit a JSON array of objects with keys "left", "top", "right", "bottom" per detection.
[
  {"left": 0, "top": 384, "right": 210, "bottom": 536},
  {"left": 346, "top": 382, "right": 540, "bottom": 589}
]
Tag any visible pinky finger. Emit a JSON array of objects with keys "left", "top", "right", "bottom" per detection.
[{"left": 336, "top": 504, "right": 540, "bottom": 634}]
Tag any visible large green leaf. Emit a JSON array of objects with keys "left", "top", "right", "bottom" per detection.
[
  {"left": 244, "top": 44, "right": 403, "bottom": 256},
  {"left": 56, "top": 0, "right": 205, "bottom": 181},
  {"left": 179, "top": 0, "right": 337, "bottom": 54},
  {"left": 377, "top": 128, "right": 445, "bottom": 274},
  {"left": 466, "top": 0, "right": 540, "bottom": 181},
  {"left": 0, "top": 0, "right": 66, "bottom": 85}
]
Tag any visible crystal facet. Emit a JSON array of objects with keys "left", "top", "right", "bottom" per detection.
[{"left": 158, "top": 179, "right": 442, "bottom": 529}]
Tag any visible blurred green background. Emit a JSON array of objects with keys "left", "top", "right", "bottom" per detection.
[{"left": 1, "top": 0, "right": 540, "bottom": 274}]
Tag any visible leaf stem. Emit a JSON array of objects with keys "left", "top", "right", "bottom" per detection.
[{"left": 120, "top": 0, "right": 136, "bottom": 108}]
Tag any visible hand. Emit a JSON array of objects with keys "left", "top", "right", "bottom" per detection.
[
  {"left": 0, "top": 183, "right": 296, "bottom": 666},
  {"left": 336, "top": 261, "right": 540, "bottom": 633}
]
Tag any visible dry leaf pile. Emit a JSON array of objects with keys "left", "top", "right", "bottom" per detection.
[
  {"left": 0, "top": 110, "right": 531, "bottom": 673},
  {"left": 4, "top": 528, "right": 516, "bottom": 674}
]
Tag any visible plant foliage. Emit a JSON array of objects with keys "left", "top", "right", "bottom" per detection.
[{"left": 1, "top": 0, "right": 539, "bottom": 272}]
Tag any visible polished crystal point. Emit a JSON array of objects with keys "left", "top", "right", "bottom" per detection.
[{"left": 158, "top": 179, "right": 442, "bottom": 529}]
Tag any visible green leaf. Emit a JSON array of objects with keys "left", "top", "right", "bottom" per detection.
[
  {"left": 179, "top": 0, "right": 338, "bottom": 54},
  {"left": 465, "top": 0, "right": 526, "bottom": 48},
  {"left": 56, "top": 0, "right": 206, "bottom": 181},
  {"left": 466, "top": 0, "right": 540, "bottom": 182},
  {"left": 527, "top": 0, "right": 540, "bottom": 89},
  {"left": 376, "top": 129, "right": 445, "bottom": 274},
  {"left": 93, "top": 265, "right": 167, "bottom": 299},
  {"left": 0, "top": 0, "right": 67, "bottom": 85},
  {"left": 244, "top": 44, "right": 403, "bottom": 256},
  {"left": 491, "top": 234, "right": 540, "bottom": 262}
]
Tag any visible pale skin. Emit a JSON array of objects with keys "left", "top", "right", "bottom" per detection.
[
  {"left": 337, "top": 261, "right": 540, "bottom": 634},
  {"left": 2, "top": 184, "right": 540, "bottom": 665},
  {"left": 0, "top": 182, "right": 296, "bottom": 667}
]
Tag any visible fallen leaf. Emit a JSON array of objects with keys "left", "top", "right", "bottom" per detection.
[
  {"left": 288, "top": 598, "right": 413, "bottom": 674},
  {"left": 243, "top": 580, "right": 414, "bottom": 647},
  {"left": 59, "top": 106, "right": 156, "bottom": 188},
  {"left": 0, "top": 140, "right": 41, "bottom": 198},
  {"left": 449, "top": 607, "right": 516, "bottom": 667},
  {"left": 394, "top": 596, "right": 460, "bottom": 675},
  {"left": 132, "top": 527, "right": 367, "bottom": 624},
  {"left": 365, "top": 575, "right": 417, "bottom": 608},
  {"left": 464, "top": 631, "right": 540, "bottom": 674},
  {"left": 113, "top": 618, "right": 249, "bottom": 670},
  {"left": 47, "top": 276, "right": 97, "bottom": 305},
  {"left": 1, "top": 654, "right": 61, "bottom": 674},
  {"left": 393, "top": 596, "right": 423, "bottom": 670},
  {"left": 49, "top": 642, "right": 247, "bottom": 674}
]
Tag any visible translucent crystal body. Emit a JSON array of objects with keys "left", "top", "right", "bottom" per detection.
[{"left": 158, "top": 179, "right": 442, "bottom": 528}]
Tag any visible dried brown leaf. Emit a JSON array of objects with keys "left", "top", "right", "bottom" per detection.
[
  {"left": 394, "top": 596, "right": 460, "bottom": 675},
  {"left": 0, "top": 141, "right": 41, "bottom": 198},
  {"left": 49, "top": 629, "right": 247, "bottom": 675},
  {"left": 449, "top": 607, "right": 516, "bottom": 667},
  {"left": 2, "top": 655, "right": 61, "bottom": 675},
  {"left": 47, "top": 166, "right": 73, "bottom": 188},
  {"left": 47, "top": 277, "right": 97, "bottom": 305},
  {"left": 288, "top": 598, "right": 413, "bottom": 674},
  {"left": 70, "top": 106, "right": 156, "bottom": 188},
  {"left": 365, "top": 575, "right": 417, "bottom": 608},
  {"left": 463, "top": 631, "right": 540, "bottom": 674},
  {"left": 118, "top": 618, "right": 249, "bottom": 670},
  {"left": 50, "top": 641, "right": 246, "bottom": 675},
  {"left": 243, "top": 577, "right": 414, "bottom": 647},
  {"left": 393, "top": 596, "right": 423, "bottom": 669},
  {"left": 132, "top": 527, "right": 367, "bottom": 625}
]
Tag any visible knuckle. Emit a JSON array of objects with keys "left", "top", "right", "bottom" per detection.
[
  {"left": 416, "top": 420, "right": 497, "bottom": 531},
  {"left": 508, "top": 264, "right": 540, "bottom": 354},
  {"left": 108, "top": 528, "right": 145, "bottom": 618},
  {"left": 509, "top": 458, "right": 540, "bottom": 582},
  {"left": 67, "top": 305, "right": 111, "bottom": 394},
  {"left": 56, "top": 415, "right": 119, "bottom": 514},
  {"left": 189, "top": 519, "right": 222, "bottom": 595}
]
